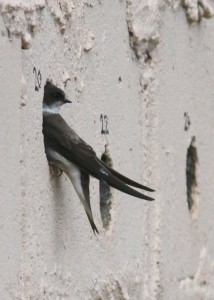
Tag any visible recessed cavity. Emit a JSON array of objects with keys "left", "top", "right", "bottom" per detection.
[
  {"left": 99, "top": 145, "right": 113, "bottom": 230},
  {"left": 186, "top": 136, "right": 199, "bottom": 219}
]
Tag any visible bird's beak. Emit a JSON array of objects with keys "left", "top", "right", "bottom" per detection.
[{"left": 64, "top": 99, "right": 72, "bottom": 104}]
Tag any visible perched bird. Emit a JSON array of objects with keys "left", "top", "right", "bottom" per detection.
[{"left": 42, "top": 80, "right": 155, "bottom": 234}]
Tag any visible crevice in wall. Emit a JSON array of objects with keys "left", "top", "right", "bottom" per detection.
[
  {"left": 0, "top": 2, "right": 45, "bottom": 48},
  {"left": 125, "top": 2, "right": 162, "bottom": 298},
  {"left": 126, "top": 1, "right": 163, "bottom": 62},
  {"left": 186, "top": 136, "right": 199, "bottom": 219},
  {"left": 182, "top": 0, "right": 213, "bottom": 23},
  {"left": 99, "top": 145, "right": 113, "bottom": 230}
]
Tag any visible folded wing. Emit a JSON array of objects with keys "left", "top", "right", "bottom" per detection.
[{"left": 43, "top": 114, "right": 155, "bottom": 201}]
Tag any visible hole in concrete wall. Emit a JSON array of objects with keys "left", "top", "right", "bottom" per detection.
[
  {"left": 21, "top": 33, "right": 32, "bottom": 50},
  {"left": 186, "top": 136, "right": 199, "bottom": 219},
  {"left": 145, "top": 51, "right": 152, "bottom": 63},
  {"left": 99, "top": 145, "right": 113, "bottom": 230}
]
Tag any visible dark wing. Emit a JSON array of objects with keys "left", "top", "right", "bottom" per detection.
[
  {"left": 43, "top": 114, "right": 155, "bottom": 201},
  {"left": 100, "top": 163, "right": 155, "bottom": 192}
]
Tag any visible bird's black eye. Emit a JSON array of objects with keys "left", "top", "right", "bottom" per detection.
[{"left": 52, "top": 92, "right": 61, "bottom": 98}]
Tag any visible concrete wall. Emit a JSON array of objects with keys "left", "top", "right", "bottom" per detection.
[{"left": 1, "top": 0, "right": 214, "bottom": 299}]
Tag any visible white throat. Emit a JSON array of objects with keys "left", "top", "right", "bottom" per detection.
[{"left": 43, "top": 103, "right": 61, "bottom": 114}]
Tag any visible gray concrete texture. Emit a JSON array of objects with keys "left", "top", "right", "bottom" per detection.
[{"left": 0, "top": 0, "right": 214, "bottom": 299}]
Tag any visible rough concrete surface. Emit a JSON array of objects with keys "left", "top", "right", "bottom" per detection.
[{"left": 0, "top": 0, "right": 214, "bottom": 299}]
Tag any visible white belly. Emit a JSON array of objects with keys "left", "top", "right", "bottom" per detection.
[{"left": 46, "top": 149, "right": 91, "bottom": 215}]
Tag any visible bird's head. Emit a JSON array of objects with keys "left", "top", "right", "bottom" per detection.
[{"left": 43, "top": 80, "right": 71, "bottom": 114}]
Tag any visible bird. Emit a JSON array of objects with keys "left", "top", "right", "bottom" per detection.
[{"left": 42, "top": 80, "right": 155, "bottom": 234}]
